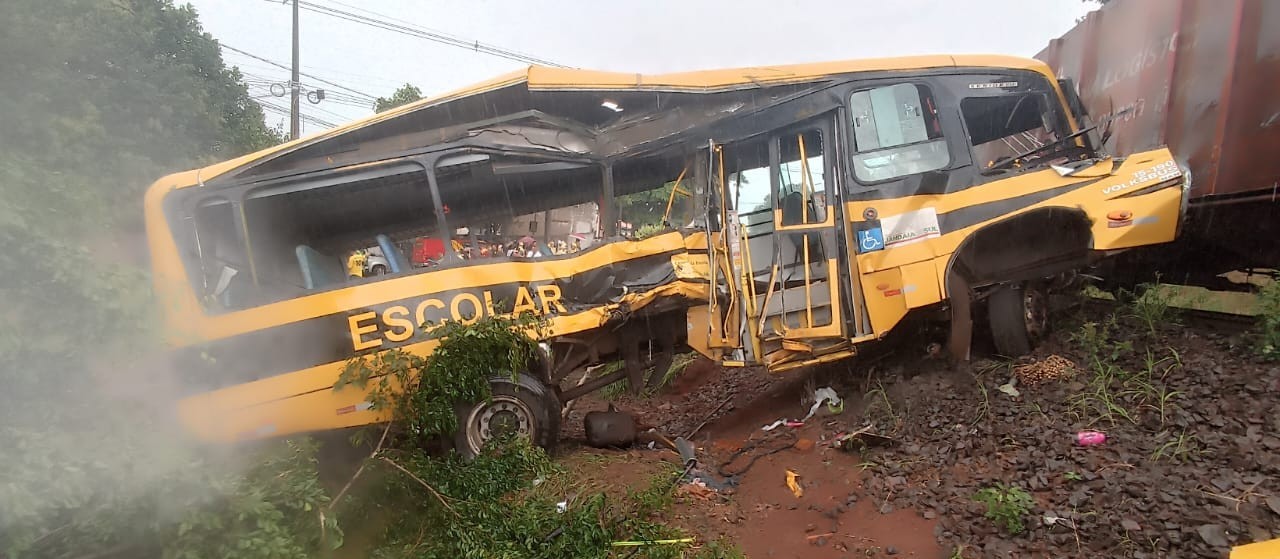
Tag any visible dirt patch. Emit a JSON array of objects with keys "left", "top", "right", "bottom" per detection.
[
  {"left": 848, "top": 307, "right": 1280, "bottom": 558},
  {"left": 557, "top": 303, "right": 1278, "bottom": 557},
  {"left": 564, "top": 359, "right": 943, "bottom": 557}
]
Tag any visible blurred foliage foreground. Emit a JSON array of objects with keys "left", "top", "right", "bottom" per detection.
[{"left": 0, "top": 2, "right": 737, "bottom": 557}]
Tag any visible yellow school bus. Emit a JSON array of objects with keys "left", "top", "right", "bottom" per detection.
[{"left": 146, "top": 54, "right": 1188, "bottom": 453}]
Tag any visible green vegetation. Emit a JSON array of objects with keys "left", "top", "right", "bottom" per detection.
[
  {"left": 1150, "top": 430, "right": 1201, "bottom": 463},
  {"left": 1, "top": 1, "right": 292, "bottom": 557},
  {"left": 1125, "top": 281, "right": 1179, "bottom": 339},
  {"left": 594, "top": 352, "right": 697, "bottom": 400},
  {"left": 1063, "top": 471, "right": 1084, "bottom": 482},
  {"left": 0, "top": 2, "right": 734, "bottom": 557},
  {"left": 375, "top": 83, "right": 424, "bottom": 113},
  {"left": 1067, "top": 314, "right": 1186, "bottom": 427},
  {"left": 335, "top": 313, "right": 543, "bottom": 438},
  {"left": 972, "top": 484, "right": 1034, "bottom": 535},
  {"left": 329, "top": 316, "right": 735, "bottom": 558},
  {"left": 1256, "top": 278, "right": 1280, "bottom": 360}
]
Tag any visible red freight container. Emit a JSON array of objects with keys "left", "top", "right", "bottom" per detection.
[{"left": 1036, "top": 0, "right": 1280, "bottom": 204}]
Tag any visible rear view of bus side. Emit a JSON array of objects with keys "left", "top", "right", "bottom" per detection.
[{"left": 145, "top": 55, "right": 1188, "bottom": 452}]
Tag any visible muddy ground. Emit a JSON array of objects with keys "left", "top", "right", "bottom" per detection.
[{"left": 563, "top": 302, "right": 1280, "bottom": 558}]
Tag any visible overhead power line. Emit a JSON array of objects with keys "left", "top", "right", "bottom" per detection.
[
  {"left": 219, "top": 42, "right": 378, "bottom": 101},
  {"left": 290, "top": 0, "right": 569, "bottom": 68},
  {"left": 258, "top": 100, "right": 338, "bottom": 129}
]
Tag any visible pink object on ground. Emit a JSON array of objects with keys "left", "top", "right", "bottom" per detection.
[{"left": 1075, "top": 431, "right": 1107, "bottom": 446}]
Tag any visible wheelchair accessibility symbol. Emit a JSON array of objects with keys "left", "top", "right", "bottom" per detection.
[{"left": 856, "top": 228, "right": 884, "bottom": 254}]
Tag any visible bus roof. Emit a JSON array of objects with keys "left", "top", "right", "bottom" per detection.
[{"left": 147, "top": 53, "right": 1051, "bottom": 194}]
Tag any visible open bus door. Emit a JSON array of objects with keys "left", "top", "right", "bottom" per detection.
[{"left": 714, "top": 120, "right": 863, "bottom": 370}]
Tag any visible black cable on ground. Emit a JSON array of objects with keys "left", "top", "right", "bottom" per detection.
[{"left": 716, "top": 431, "right": 799, "bottom": 478}]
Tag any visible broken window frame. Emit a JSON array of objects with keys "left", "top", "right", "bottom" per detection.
[
  {"left": 954, "top": 74, "right": 1079, "bottom": 176},
  {"left": 426, "top": 148, "right": 606, "bottom": 261}
]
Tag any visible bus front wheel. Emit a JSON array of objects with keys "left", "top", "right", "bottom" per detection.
[
  {"left": 454, "top": 373, "right": 560, "bottom": 458},
  {"left": 987, "top": 281, "right": 1048, "bottom": 357}
]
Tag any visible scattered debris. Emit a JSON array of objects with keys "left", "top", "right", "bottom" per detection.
[
  {"left": 1074, "top": 430, "right": 1107, "bottom": 446},
  {"left": 793, "top": 438, "right": 815, "bottom": 453},
  {"left": 786, "top": 470, "right": 804, "bottom": 498},
  {"left": 996, "top": 377, "right": 1021, "bottom": 398},
  {"left": 677, "top": 479, "right": 716, "bottom": 500},
  {"left": 831, "top": 425, "right": 896, "bottom": 451},
  {"left": 1014, "top": 354, "right": 1077, "bottom": 386},
  {"left": 584, "top": 405, "right": 636, "bottom": 447},
  {"left": 804, "top": 386, "right": 844, "bottom": 420},
  {"left": 610, "top": 537, "right": 695, "bottom": 548},
  {"left": 683, "top": 396, "right": 733, "bottom": 439}
]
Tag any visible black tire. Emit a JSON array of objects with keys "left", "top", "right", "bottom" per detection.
[
  {"left": 370, "top": 264, "right": 387, "bottom": 276},
  {"left": 454, "top": 373, "right": 560, "bottom": 458},
  {"left": 987, "top": 282, "right": 1048, "bottom": 357}
]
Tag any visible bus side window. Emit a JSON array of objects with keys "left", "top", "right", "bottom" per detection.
[
  {"left": 849, "top": 83, "right": 950, "bottom": 183},
  {"left": 190, "top": 199, "right": 250, "bottom": 310},
  {"left": 778, "top": 130, "right": 826, "bottom": 225}
]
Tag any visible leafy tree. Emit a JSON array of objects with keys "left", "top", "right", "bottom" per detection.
[
  {"left": 375, "top": 83, "right": 424, "bottom": 112},
  {"left": 0, "top": 1, "right": 293, "bottom": 557}
]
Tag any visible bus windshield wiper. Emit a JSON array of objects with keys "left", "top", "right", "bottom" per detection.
[{"left": 983, "top": 124, "right": 1098, "bottom": 174}]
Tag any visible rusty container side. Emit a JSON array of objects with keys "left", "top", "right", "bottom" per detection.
[{"left": 1037, "top": 0, "right": 1280, "bottom": 202}]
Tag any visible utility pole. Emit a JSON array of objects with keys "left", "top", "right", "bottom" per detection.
[{"left": 289, "top": 0, "right": 300, "bottom": 140}]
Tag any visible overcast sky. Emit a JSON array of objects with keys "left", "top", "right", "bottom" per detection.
[{"left": 188, "top": 0, "right": 1096, "bottom": 136}]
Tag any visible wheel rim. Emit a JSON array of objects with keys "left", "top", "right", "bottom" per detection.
[
  {"left": 1022, "top": 286, "right": 1048, "bottom": 342},
  {"left": 463, "top": 394, "right": 534, "bottom": 454}
]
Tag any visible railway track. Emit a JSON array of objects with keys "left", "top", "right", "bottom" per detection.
[{"left": 1077, "top": 297, "right": 1258, "bottom": 334}]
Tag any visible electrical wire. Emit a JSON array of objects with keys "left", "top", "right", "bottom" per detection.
[
  {"left": 257, "top": 99, "right": 338, "bottom": 128},
  {"left": 287, "top": 0, "right": 569, "bottom": 68},
  {"left": 219, "top": 42, "right": 378, "bottom": 100}
]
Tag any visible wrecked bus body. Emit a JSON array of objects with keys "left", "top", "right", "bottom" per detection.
[{"left": 145, "top": 55, "right": 1188, "bottom": 452}]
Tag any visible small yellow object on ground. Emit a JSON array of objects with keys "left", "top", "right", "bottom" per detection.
[
  {"left": 786, "top": 469, "right": 803, "bottom": 498},
  {"left": 610, "top": 538, "right": 695, "bottom": 547}
]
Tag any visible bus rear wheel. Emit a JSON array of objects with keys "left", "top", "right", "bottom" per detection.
[
  {"left": 454, "top": 373, "right": 560, "bottom": 458},
  {"left": 987, "top": 281, "right": 1048, "bottom": 357}
]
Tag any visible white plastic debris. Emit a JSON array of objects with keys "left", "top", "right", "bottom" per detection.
[
  {"left": 997, "top": 378, "right": 1021, "bottom": 398},
  {"left": 762, "top": 419, "right": 787, "bottom": 431},
  {"left": 803, "top": 387, "right": 844, "bottom": 420},
  {"left": 556, "top": 501, "right": 568, "bottom": 513}
]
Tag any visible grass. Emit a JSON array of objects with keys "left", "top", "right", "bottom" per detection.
[
  {"left": 1126, "top": 280, "right": 1180, "bottom": 338},
  {"left": 1257, "top": 277, "right": 1280, "bottom": 360},
  {"left": 972, "top": 484, "right": 1034, "bottom": 535},
  {"left": 865, "top": 380, "right": 899, "bottom": 427},
  {"left": 1066, "top": 315, "right": 1186, "bottom": 427},
  {"left": 972, "top": 379, "right": 990, "bottom": 425},
  {"left": 1150, "top": 430, "right": 1200, "bottom": 463},
  {"left": 1068, "top": 356, "right": 1137, "bottom": 426},
  {"left": 596, "top": 352, "right": 698, "bottom": 400},
  {"left": 1063, "top": 471, "right": 1083, "bottom": 482}
]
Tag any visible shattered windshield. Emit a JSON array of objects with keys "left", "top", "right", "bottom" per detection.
[{"left": 957, "top": 77, "right": 1072, "bottom": 173}]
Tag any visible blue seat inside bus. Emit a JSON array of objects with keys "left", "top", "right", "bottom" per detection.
[
  {"left": 375, "top": 233, "right": 408, "bottom": 273},
  {"left": 295, "top": 244, "right": 344, "bottom": 290}
]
